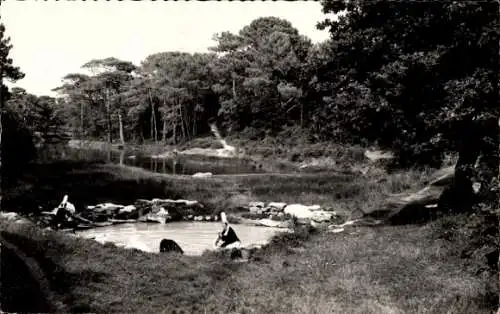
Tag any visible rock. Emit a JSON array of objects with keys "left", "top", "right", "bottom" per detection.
[
  {"left": 159, "top": 239, "right": 184, "bottom": 254},
  {"left": 249, "top": 202, "right": 265, "bottom": 208},
  {"left": 205, "top": 215, "right": 212, "bottom": 221},
  {"left": 249, "top": 206, "right": 261, "bottom": 214},
  {"left": 328, "top": 227, "right": 345, "bottom": 233},
  {"left": 284, "top": 204, "right": 326, "bottom": 219},
  {"left": 194, "top": 216, "right": 203, "bottom": 221},
  {"left": 192, "top": 172, "right": 213, "bottom": 178},
  {"left": 269, "top": 214, "right": 287, "bottom": 222},
  {"left": 135, "top": 199, "right": 153, "bottom": 206},
  {"left": 268, "top": 202, "right": 287, "bottom": 211},
  {"left": 151, "top": 198, "right": 200, "bottom": 207},
  {"left": 262, "top": 207, "right": 272, "bottom": 213},
  {"left": 89, "top": 203, "right": 124, "bottom": 217},
  {"left": 257, "top": 218, "right": 290, "bottom": 228},
  {"left": 0, "top": 212, "right": 19, "bottom": 220},
  {"left": 364, "top": 149, "right": 394, "bottom": 162},
  {"left": 144, "top": 207, "right": 171, "bottom": 223},
  {"left": 213, "top": 215, "right": 219, "bottom": 221},
  {"left": 118, "top": 205, "right": 136, "bottom": 213},
  {"left": 308, "top": 205, "right": 321, "bottom": 211},
  {"left": 311, "top": 211, "right": 333, "bottom": 223},
  {"left": 283, "top": 204, "right": 335, "bottom": 224}
]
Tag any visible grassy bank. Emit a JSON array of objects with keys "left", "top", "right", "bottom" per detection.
[
  {"left": 2, "top": 155, "right": 497, "bottom": 313},
  {"left": 1, "top": 212, "right": 495, "bottom": 313},
  {"left": 3, "top": 159, "right": 430, "bottom": 219}
]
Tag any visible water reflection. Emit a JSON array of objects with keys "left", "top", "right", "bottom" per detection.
[{"left": 36, "top": 144, "right": 266, "bottom": 175}]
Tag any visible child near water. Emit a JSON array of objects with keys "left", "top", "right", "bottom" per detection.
[{"left": 214, "top": 212, "right": 241, "bottom": 249}]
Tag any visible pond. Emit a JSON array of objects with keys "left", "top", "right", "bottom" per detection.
[
  {"left": 36, "top": 144, "right": 267, "bottom": 175},
  {"left": 77, "top": 222, "right": 285, "bottom": 255}
]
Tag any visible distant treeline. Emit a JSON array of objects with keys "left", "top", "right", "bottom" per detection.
[{"left": 2, "top": 1, "right": 499, "bottom": 170}]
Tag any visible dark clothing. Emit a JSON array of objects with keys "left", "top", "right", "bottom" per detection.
[
  {"left": 159, "top": 239, "right": 184, "bottom": 254},
  {"left": 53, "top": 207, "right": 76, "bottom": 230},
  {"left": 53, "top": 207, "right": 69, "bottom": 229},
  {"left": 219, "top": 226, "right": 240, "bottom": 248}
]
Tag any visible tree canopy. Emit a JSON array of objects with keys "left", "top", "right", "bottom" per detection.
[
  {"left": 1, "top": 21, "right": 37, "bottom": 188},
  {"left": 5, "top": 5, "right": 498, "bottom": 177}
]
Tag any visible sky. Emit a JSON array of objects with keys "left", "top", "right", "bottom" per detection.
[{"left": 2, "top": 1, "right": 332, "bottom": 97}]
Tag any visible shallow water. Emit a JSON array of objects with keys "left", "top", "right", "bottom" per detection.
[
  {"left": 77, "top": 222, "right": 284, "bottom": 255},
  {"left": 37, "top": 144, "right": 266, "bottom": 175}
]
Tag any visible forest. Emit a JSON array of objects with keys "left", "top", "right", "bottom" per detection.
[
  {"left": 1, "top": 2, "right": 499, "bottom": 312},
  {"left": 2, "top": 1, "right": 499, "bottom": 171}
]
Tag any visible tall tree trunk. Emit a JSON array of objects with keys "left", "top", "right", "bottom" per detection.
[
  {"left": 441, "top": 120, "right": 483, "bottom": 213},
  {"left": 161, "top": 99, "right": 168, "bottom": 143},
  {"left": 192, "top": 109, "right": 196, "bottom": 137},
  {"left": 118, "top": 113, "right": 125, "bottom": 145},
  {"left": 162, "top": 119, "right": 167, "bottom": 144},
  {"left": 232, "top": 72, "right": 237, "bottom": 99},
  {"left": 148, "top": 88, "right": 157, "bottom": 144},
  {"left": 0, "top": 110, "right": 3, "bottom": 148},
  {"left": 183, "top": 105, "right": 190, "bottom": 139},
  {"left": 80, "top": 102, "right": 84, "bottom": 140},
  {"left": 153, "top": 109, "right": 158, "bottom": 144},
  {"left": 300, "top": 103, "right": 304, "bottom": 128},
  {"left": 178, "top": 102, "right": 186, "bottom": 142},
  {"left": 173, "top": 118, "right": 177, "bottom": 145},
  {"left": 150, "top": 104, "right": 154, "bottom": 142},
  {"left": 119, "top": 149, "right": 125, "bottom": 166},
  {"left": 105, "top": 89, "right": 112, "bottom": 144},
  {"left": 0, "top": 67, "right": 3, "bottom": 147}
]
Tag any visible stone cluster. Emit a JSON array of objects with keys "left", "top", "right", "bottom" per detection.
[
  {"left": 81, "top": 198, "right": 218, "bottom": 224},
  {"left": 245, "top": 201, "right": 338, "bottom": 226}
]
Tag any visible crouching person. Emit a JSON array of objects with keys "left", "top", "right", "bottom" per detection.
[
  {"left": 52, "top": 195, "right": 78, "bottom": 230},
  {"left": 214, "top": 212, "right": 241, "bottom": 249}
]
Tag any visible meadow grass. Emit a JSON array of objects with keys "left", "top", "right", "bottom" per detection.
[
  {"left": 1, "top": 146, "right": 496, "bottom": 313},
  {"left": 3, "top": 159, "right": 430, "bottom": 219},
  {"left": 0, "top": 212, "right": 494, "bottom": 313}
]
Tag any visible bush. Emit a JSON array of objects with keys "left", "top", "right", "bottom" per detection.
[{"left": 1, "top": 109, "right": 37, "bottom": 188}]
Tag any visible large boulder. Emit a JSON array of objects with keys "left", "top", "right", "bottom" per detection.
[
  {"left": 192, "top": 172, "right": 213, "bottom": 178},
  {"left": 115, "top": 205, "right": 139, "bottom": 220},
  {"left": 283, "top": 204, "right": 336, "bottom": 224},
  {"left": 159, "top": 239, "right": 184, "bottom": 254},
  {"left": 268, "top": 202, "right": 287, "bottom": 211}
]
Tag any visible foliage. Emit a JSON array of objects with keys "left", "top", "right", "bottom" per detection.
[
  {"left": 6, "top": 4, "right": 498, "bottom": 173},
  {"left": 316, "top": 1, "right": 499, "bottom": 168},
  {"left": 5, "top": 87, "right": 66, "bottom": 141},
  {"left": 0, "top": 21, "right": 36, "bottom": 188}
]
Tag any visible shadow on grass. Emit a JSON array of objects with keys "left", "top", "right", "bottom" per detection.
[{"left": 1, "top": 230, "right": 108, "bottom": 313}]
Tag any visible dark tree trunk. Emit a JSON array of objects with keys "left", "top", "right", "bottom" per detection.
[
  {"left": 162, "top": 119, "right": 167, "bottom": 144},
  {"left": 118, "top": 113, "right": 125, "bottom": 145},
  {"left": 80, "top": 102, "right": 84, "bottom": 140},
  {"left": 105, "top": 89, "right": 112, "bottom": 144}
]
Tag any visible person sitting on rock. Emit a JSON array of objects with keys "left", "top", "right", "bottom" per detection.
[
  {"left": 52, "top": 195, "right": 77, "bottom": 230},
  {"left": 51, "top": 195, "right": 92, "bottom": 230},
  {"left": 214, "top": 212, "right": 241, "bottom": 249}
]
